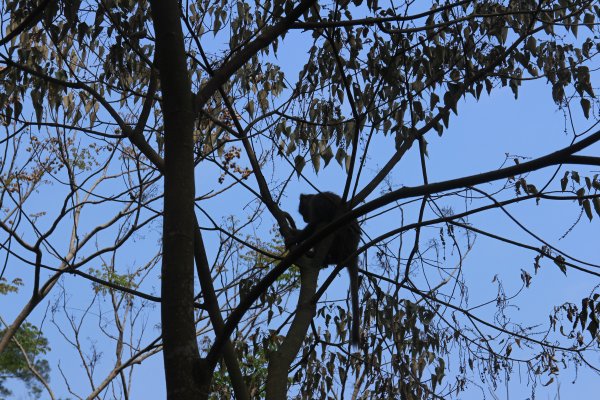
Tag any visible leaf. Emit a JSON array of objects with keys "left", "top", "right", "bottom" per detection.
[
  {"left": 439, "top": 107, "right": 450, "bottom": 128},
  {"left": 571, "top": 21, "right": 578, "bottom": 38},
  {"left": 321, "top": 145, "right": 333, "bottom": 167},
  {"left": 311, "top": 150, "right": 320, "bottom": 173},
  {"left": 542, "top": 377, "right": 554, "bottom": 387},
  {"left": 581, "top": 98, "right": 591, "bottom": 119},
  {"left": 587, "top": 318, "right": 598, "bottom": 339},
  {"left": 553, "top": 255, "right": 567, "bottom": 275},
  {"left": 411, "top": 80, "right": 424, "bottom": 92},
  {"left": 245, "top": 100, "right": 255, "bottom": 117},
  {"left": 335, "top": 148, "right": 345, "bottom": 167},
  {"left": 430, "top": 92, "right": 439, "bottom": 109},
  {"left": 293, "top": 155, "right": 305, "bottom": 177},
  {"left": 593, "top": 197, "right": 600, "bottom": 217},
  {"left": 509, "top": 79, "right": 519, "bottom": 99},
  {"left": 524, "top": 184, "right": 538, "bottom": 194},
  {"left": 14, "top": 100, "right": 22, "bottom": 121},
  {"left": 505, "top": 344, "right": 512, "bottom": 357},
  {"left": 31, "top": 90, "right": 43, "bottom": 126},
  {"left": 560, "top": 172, "right": 568, "bottom": 191},
  {"left": 213, "top": 15, "right": 222, "bottom": 34},
  {"left": 485, "top": 78, "right": 493, "bottom": 95},
  {"left": 383, "top": 118, "right": 391, "bottom": 133},
  {"left": 552, "top": 83, "right": 564, "bottom": 103},
  {"left": 581, "top": 298, "right": 589, "bottom": 330},
  {"left": 413, "top": 100, "right": 423, "bottom": 119},
  {"left": 576, "top": 187, "right": 585, "bottom": 204},
  {"left": 500, "top": 26, "right": 508, "bottom": 44},
  {"left": 286, "top": 140, "right": 296, "bottom": 155},
  {"left": 526, "top": 36, "right": 537, "bottom": 54},
  {"left": 584, "top": 13, "right": 595, "bottom": 32},
  {"left": 583, "top": 199, "right": 593, "bottom": 221},
  {"left": 475, "top": 82, "right": 483, "bottom": 99},
  {"left": 520, "top": 269, "right": 532, "bottom": 288}
]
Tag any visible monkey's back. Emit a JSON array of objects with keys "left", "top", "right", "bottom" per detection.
[
  {"left": 308, "top": 192, "right": 342, "bottom": 223},
  {"left": 327, "top": 217, "right": 360, "bottom": 266},
  {"left": 316, "top": 193, "right": 359, "bottom": 266},
  {"left": 301, "top": 191, "right": 360, "bottom": 267}
]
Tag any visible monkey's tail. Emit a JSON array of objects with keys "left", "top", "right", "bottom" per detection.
[{"left": 349, "top": 259, "right": 360, "bottom": 348}]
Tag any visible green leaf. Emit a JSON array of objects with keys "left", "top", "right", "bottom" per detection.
[
  {"left": 0, "top": 322, "right": 51, "bottom": 398},
  {"left": 0, "top": 277, "right": 22, "bottom": 294}
]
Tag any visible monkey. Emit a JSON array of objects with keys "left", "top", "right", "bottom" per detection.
[{"left": 286, "top": 192, "right": 361, "bottom": 347}]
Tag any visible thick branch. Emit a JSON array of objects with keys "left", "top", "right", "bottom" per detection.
[
  {"left": 194, "top": 220, "right": 250, "bottom": 400},
  {"left": 265, "top": 262, "right": 320, "bottom": 399}
]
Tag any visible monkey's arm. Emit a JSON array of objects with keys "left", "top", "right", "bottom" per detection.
[
  {"left": 282, "top": 211, "right": 297, "bottom": 230},
  {"left": 284, "top": 223, "right": 319, "bottom": 248}
]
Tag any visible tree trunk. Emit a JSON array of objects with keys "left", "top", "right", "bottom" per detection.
[
  {"left": 265, "top": 262, "right": 319, "bottom": 399},
  {"left": 149, "top": 1, "right": 206, "bottom": 398}
]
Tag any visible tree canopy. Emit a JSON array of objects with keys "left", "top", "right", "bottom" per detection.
[{"left": 1, "top": 0, "right": 600, "bottom": 398}]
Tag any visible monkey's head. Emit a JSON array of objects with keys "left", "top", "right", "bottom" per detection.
[{"left": 298, "top": 194, "right": 313, "bottom": 222}]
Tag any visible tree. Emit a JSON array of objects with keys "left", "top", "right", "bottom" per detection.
[
  {"left": 0, "top": 295, "right": 51, "bottom": 399},
  {"left": 1, "top": 0, "right": 600, "bottom": 398}
]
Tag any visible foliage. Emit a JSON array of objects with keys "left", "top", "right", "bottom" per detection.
[{"left": 0, "top": 323, "right": 50, "bottom": 398}]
